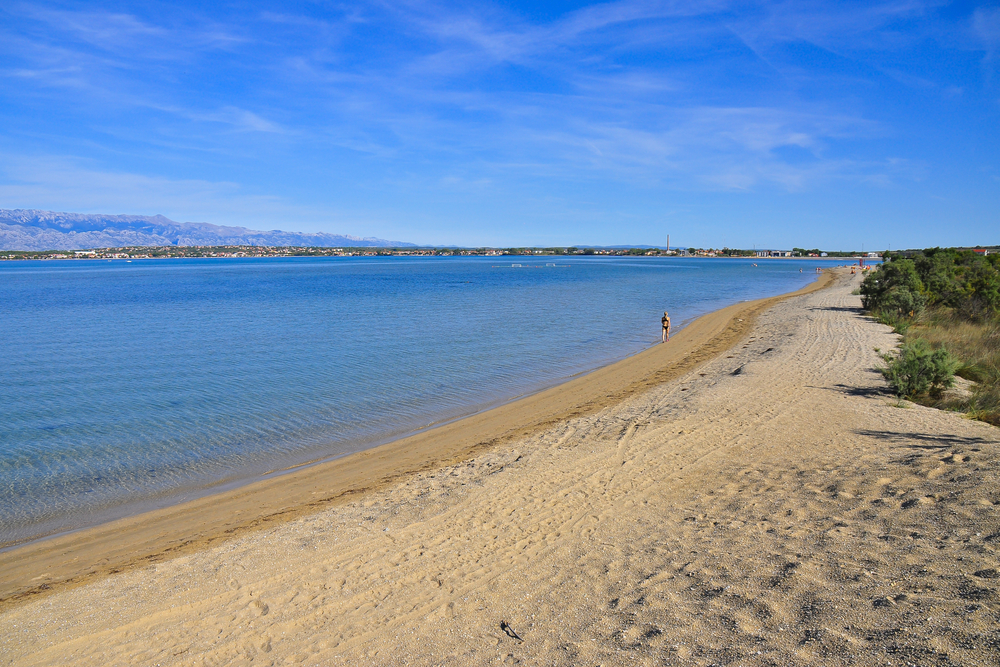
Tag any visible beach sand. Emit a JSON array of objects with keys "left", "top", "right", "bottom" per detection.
[{"left": 2, "top": 270, "right": 998, "bottom": 665}]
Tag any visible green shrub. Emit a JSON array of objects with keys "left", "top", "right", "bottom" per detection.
[
  {"left": 861, "top": 259, "right": 924, "bottom": 313},
  {"left": 879, "top": 340, "right": 959, "bottom": 399},
  {"left": 880, "top": 285, "right": 926, "bottom": 316}
]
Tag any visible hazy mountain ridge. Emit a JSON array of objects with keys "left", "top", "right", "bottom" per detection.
[{"left": 0, "top": 209, "right": 414, "bottom": 250}]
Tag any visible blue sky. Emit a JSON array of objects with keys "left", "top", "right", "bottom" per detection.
[{"left": 1, "top": 1, "right": 997, "bottom": 248}]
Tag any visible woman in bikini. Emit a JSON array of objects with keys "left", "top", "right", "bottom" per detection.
[{"left": 661, "top": 311, "right": 671, "bottom": 343}]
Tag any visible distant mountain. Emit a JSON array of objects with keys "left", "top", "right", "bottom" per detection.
[{"left": 0, "top": 209, "right": 415, "bottom": 251}]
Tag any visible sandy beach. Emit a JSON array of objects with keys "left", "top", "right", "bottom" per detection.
[{"left": 2, "top": 269, "right": 998, "bottom": 666}]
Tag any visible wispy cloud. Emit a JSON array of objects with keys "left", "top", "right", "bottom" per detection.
[
  {"left": 498, "top": 102, "right": 886, "bottom": 190},
  {"left": 19, "top": 5, "right": 166, "bottom": 47},
  {"left": 1, "top": 155, "right": 248, "bottom": 215},
  {"left": 174, "top": 106, "right": 286, "bottom": 134},
  {"left": 0, "top": 154, "right": 373, "bottom": 232},
  {"left": 0, "top": 0, "right": 995, "bottom": 245}
]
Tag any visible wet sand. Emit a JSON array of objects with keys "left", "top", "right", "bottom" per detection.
[{"left": 3, "top": 269, "right": 998, "bottom": 666}]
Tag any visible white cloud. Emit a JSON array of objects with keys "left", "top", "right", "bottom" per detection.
[{"left": 0, "top": 155, "right": 304, "bottom": 227}]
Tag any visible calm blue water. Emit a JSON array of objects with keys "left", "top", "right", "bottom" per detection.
[{"left": 0, "top": 256, "right": 832, "bottom": 545}]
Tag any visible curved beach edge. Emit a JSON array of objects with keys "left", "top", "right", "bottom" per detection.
[{"left": 0, "top": 271, "right": 836, "bottom": 609}]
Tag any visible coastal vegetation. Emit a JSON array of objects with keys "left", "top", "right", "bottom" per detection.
[
  {"left": 862, "top": 248, "right": 1000, "bottom": 424},
  {"left": 878, "top": 340, "right": 958, "bottom": 401}
]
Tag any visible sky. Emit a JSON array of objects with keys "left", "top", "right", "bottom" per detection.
[{"left": 0, "top": 1, "right": 998, "bottom": 249}]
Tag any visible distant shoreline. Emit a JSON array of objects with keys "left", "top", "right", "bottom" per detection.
[{"left": 0, "top": 249, "right": 876, "bottom": 261}]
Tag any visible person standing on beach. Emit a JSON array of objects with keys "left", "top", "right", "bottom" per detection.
[{"left": 661, "top": 311, "right": 671, "bottom": 343}]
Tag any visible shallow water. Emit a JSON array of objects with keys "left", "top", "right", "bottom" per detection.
[{"left": 0, "top": 256, "right": 833, "bottom": 544}]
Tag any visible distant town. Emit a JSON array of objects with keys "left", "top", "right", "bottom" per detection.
[{"left": 2, "top": 245, "right": 964, "bottom": 261}]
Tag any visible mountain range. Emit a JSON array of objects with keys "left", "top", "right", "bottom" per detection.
[{"left": 0, "top": 209, "right": 415, "bottom": 251}]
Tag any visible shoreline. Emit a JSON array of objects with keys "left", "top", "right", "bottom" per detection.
[
  {"left": 2, "top": 254, "right": 871, "bottom": 262},
  {"left": 4, "top": 268, "right": 998, "bottom": 665},
  {"left": 0, "top": 264, "right": 819, "bottom": 553},
  {"left": 0, "top": 271, "right": 833, "bottom": 610}
]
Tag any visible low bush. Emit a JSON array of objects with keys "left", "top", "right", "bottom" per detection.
[
  {"left": 860, "top": 258, "right": 924, "bottom": 314},
  {"left": 879, "top": 340, "right": 959, "bottom": 399}
]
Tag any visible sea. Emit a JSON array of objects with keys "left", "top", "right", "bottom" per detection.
[{"left": 0, "top": 256, "right": 837, "bottom": 546}]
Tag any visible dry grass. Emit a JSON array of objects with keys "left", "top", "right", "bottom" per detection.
[{"left": 905, "top": 307, "right": 1000, "bottom": 425}]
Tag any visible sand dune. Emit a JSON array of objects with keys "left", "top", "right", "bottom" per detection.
[{"left": 2, "top": 270, "right": 998, "bottom": 666}]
